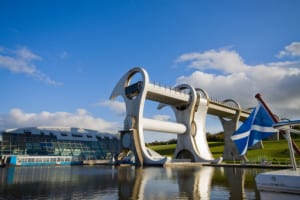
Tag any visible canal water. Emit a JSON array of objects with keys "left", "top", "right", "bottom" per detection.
[{"left": 0, "top": 165, "right": 268, "bottom": 199}]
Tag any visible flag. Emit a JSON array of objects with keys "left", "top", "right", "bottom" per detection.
[{"left": 231, "top": 102, "right": 278, "bottom": 155}]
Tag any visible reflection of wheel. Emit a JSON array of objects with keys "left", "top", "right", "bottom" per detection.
[
  {"left": 117, "top": 151, "right": 127, "bottom": 161},
  {"left": 176, "top": 150, "right": 195, "bottom": 162},
  {"left": 127, "top": 150, "right": 135, "bottom": 164},
  {"left": 122, "top": 134, "right": 131, "bottom": 148}
]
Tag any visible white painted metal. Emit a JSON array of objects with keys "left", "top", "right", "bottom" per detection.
[
  {"left": 110, "top": 67, "right": 249, "bottom": 165},
  {"left": 143, "top": 118, "right": 186, "bottom": 134}
]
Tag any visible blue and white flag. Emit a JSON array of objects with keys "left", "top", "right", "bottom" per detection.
[{"left": 231, "top": 102, "right": 278, "bottom": 155}]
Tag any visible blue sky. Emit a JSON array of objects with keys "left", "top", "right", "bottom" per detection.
[{"left": 1, "top": 1, "right": 300, "bottom": 142}]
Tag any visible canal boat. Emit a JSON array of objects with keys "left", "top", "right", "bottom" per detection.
[{"left": 2, "top": 155, "right": 83, "bottom": 166}]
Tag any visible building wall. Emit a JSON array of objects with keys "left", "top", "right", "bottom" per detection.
[{"left": 0, "top": 127, "right": 119, "bottom": 160}]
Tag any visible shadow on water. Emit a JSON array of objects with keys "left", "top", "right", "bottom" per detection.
[{"left": 0, "top": 165, "right": 267, "bottom": 199}]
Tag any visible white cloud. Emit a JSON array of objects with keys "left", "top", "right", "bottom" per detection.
[
  {"left": 16, "top": 46, "right": 42, "bottom": 61},
  {"left": 176, "top": 48, "right": 248, "bottom": 74},
  {"left": 175, "top": 45, "right": 300, "bottom": 119},
  {"left": 0, "top": 46, "right": 62, "bottom": 86},
  {"left": 277, "top": 42, "right": 300, "bottom": 58},
  {"left": 98, "top": 100, "right": 126, "bottom": 115},
  {"left": 0, "top": 108, "right": 120, "bottom": 133}
]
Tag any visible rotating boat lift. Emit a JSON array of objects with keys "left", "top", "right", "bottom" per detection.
[{"left": 110, "top": 67, "right": 250, "bottom": 165}]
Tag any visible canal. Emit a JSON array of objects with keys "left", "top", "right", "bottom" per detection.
[{"left": 0, "top": 165, "right": 269, "bottom": 199}]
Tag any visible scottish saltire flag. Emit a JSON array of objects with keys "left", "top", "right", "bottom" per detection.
[{"left": 231, "top": 102, "right": 278, "bottom": 155}]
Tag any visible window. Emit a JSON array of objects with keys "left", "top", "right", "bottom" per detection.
[
  {"left": 72, "top": 134, "right": 83, "bottom": 137},
  {"left": 61, "top": 133, "right": 68, "bottom": 136}
]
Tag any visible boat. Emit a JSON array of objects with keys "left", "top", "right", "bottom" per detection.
[
  {"left": 253, "top": 94, "right": 300, "bottom": 199},
  {"left": 2, "top": 155, "right": 82, "bottom": 166},
  {"left": 255, "top": 119, "right": 300, "bottom": 199},
  {"left": 256, "top": 168, "right": 300, "bottom": 199}
]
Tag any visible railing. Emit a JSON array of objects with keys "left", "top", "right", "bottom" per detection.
[
  {"left": 149, "top": 81, "right": 248, "bottom": 112},
  {"left": 124, "top": 81, "right": 250, "bottom": 117}
]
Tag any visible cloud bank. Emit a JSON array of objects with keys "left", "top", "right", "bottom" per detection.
[
  {"left": 0, "top": 46, "right": 62, "bottom": 86},
  {"left": 99, "top": 100, "right": 126, "bottom": 115},
  {"left": 0, "top": 108, "right": 120, "bottom": 133},
  {"left": 175, "top": 42, "right": 300, "bottom": 119},
  {"left": 2, "top": 42, "right": 299, "bottom": 136},
  {"left": 277, "top": 42, "right": 300, "bottom": 58}
]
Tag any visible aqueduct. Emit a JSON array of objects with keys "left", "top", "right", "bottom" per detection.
[{"left": 110, "top": 67, "right": 250, "bottom": 165}]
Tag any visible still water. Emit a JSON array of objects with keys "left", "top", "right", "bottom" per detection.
[{"left": 0, "top": 165, "right": 268, "bottom": 199}]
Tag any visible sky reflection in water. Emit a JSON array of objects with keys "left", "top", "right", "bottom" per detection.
[{"left": 0, "top": 165, "right": 266, "bottom": 199}]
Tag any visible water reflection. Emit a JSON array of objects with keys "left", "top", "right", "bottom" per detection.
[
  {"left": 177, "top": 166, "right": 214, "bottom": 199},
  {"left": 225, "top": 167, "right": 246, "bottom": 199},
  {"left": 117, "top": 165, "right": 259, "bottom": 199},
  {"left": 118, "top": 166, "right": 214, "bottom": 199},
  {"left": 0, "top": 165, "right": 264, "bottom": 199},
  {"left": 0, "top": 166, "right": 118, "bottom": 199}
]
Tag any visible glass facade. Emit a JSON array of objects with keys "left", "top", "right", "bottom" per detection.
[{"left": 0, "top": 130, "right": 119, "bottom": 160}]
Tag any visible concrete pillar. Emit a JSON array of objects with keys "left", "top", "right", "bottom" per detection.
[
  {"left": 219, "top": 116, "right": 241, "bottom": 161},
  {"left": 218, "top": 99, "right": 246, "bottom": 161}
]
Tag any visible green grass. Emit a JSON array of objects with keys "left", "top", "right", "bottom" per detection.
[
  {"left": 149, "top": 143, "right": 176, "bottom": 157},
  {"left": 148, "top": 139, "right": 300, "bottom": 164}
]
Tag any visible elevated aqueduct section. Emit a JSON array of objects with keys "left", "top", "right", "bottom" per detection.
[{"left": 110, "top": 67, "right": 250, "bottom": 165}]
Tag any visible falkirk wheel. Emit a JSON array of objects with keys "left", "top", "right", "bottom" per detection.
[{"left": 110, "top": 67, "right": 250, "bottom": 165}]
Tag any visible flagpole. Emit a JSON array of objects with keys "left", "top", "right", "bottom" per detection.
[
  {"left": 255, "top": 93, "right": 278, "bottom": 122},
  {"left": 255, "top": 93, "right": 299, "bottom": 170},
  {"left": 285, "top": 128, "right": 297, "bottom": 170}
]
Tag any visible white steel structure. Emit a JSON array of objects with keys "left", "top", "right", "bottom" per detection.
[{"left": 110, "top": 67, "right": 250, "bottom": 165}]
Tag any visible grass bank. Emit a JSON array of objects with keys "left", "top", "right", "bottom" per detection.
[{"left": 148, "top": 139, "right": 300, "bottom": 165}]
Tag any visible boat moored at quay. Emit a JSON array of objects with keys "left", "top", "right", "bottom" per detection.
[{"left": 1, "top": 155, "right": 82, "bottom": 166}]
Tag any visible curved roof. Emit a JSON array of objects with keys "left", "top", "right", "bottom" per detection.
[{"left": 1, "top": 126, "right": 118, "bottom": 142}]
